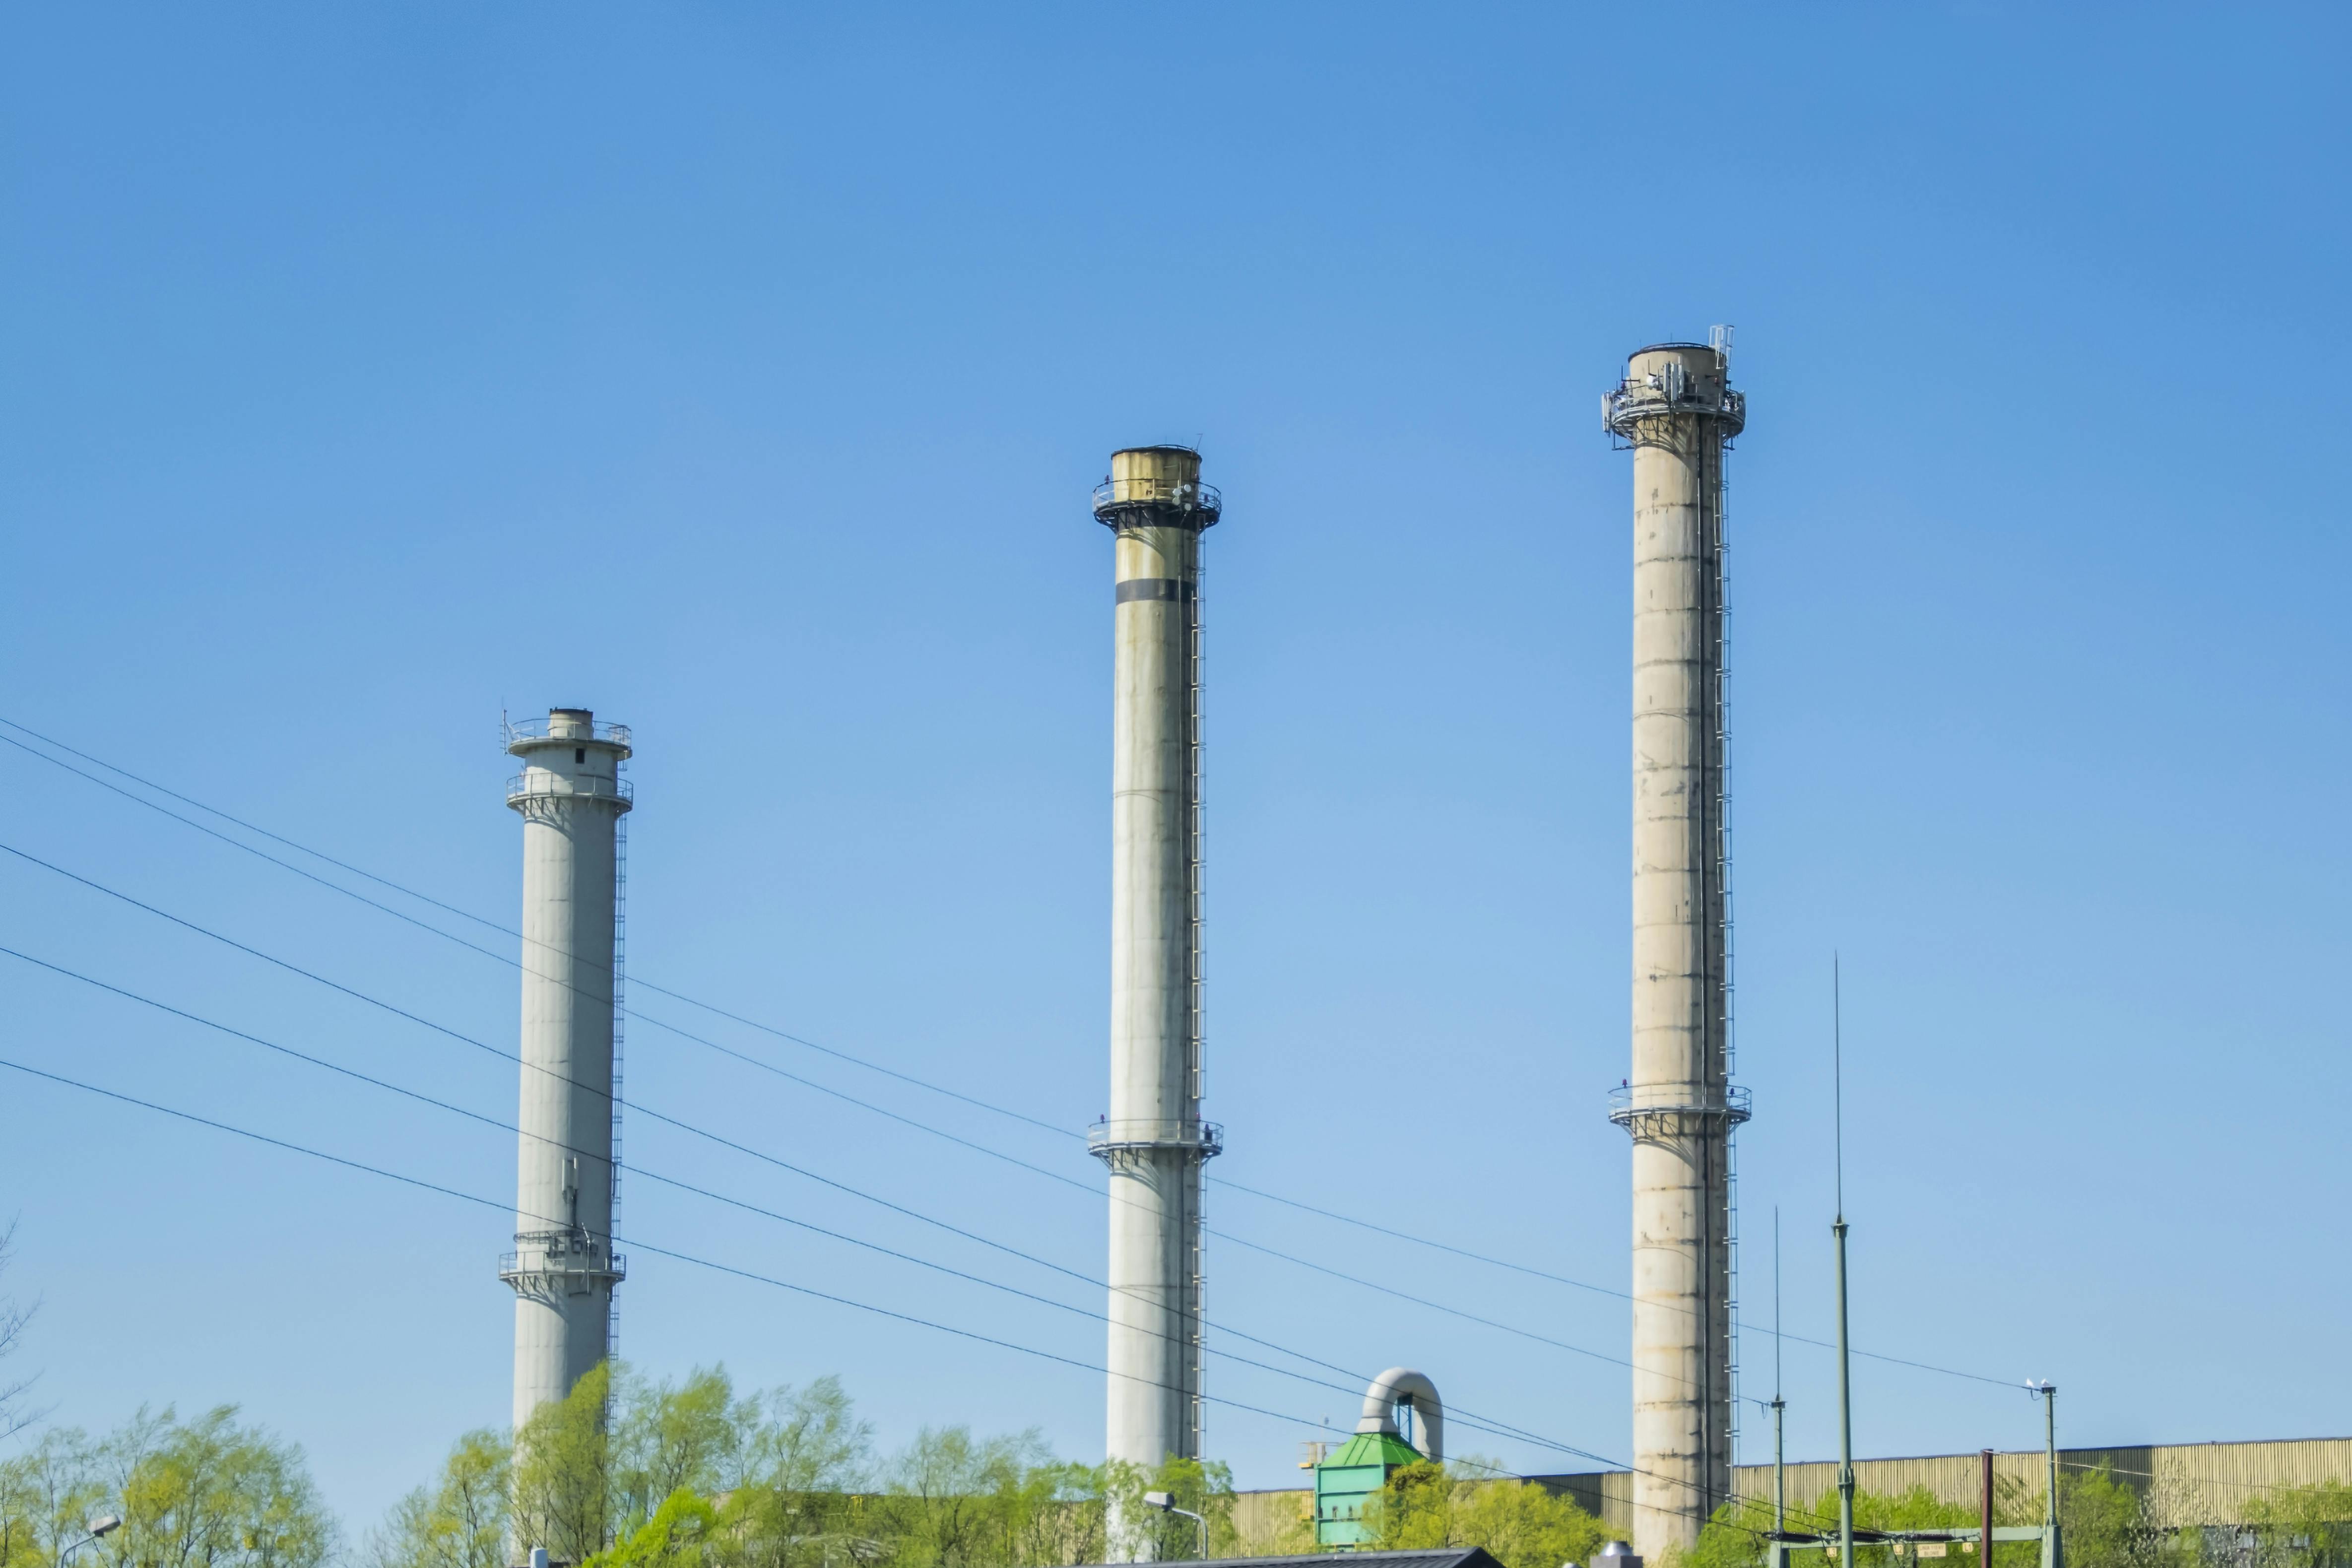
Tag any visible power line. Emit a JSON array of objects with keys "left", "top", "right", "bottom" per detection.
[
  {"left": 1211, "top": 1177, "right": 2016, "bottom": 1391},
  {"left": 0, "top": 1052, "right": 1314, "bottom": 1435},
  {"left": 0, "top": 719, "right": 2019, "bottom": 1396},
  {"left": 0, "top": 728, "right": 1072, "bottom": 1162},
  {"left": 0, "top": 720, "right": 1070, "bottom": 1139},
  {"left": 0, "top": 729, "right": 1732, "bottom": 1305},
  {"left": 0, "top": 914, "right": 1268, "bottom": 1376},
  {"left": 0, "top": 942, "right": 1117, "bottom": 1335},
  {"left": 0, "top": 941, "right": 1458, "bottom": 1419},
  {"left": 2055, "top": 1457, "right": 2327, "bottom": 1500},
  {"left": 0, "top": 834, "right": 1117, "bottom": 1240},
  {"left": 0, "top": 954, "right": 1831, "bottom": 1536},
  {"left": 0, "top": 924, "right": 1730, "bottom": 1475},
  {"left": 0, "top": 820, "right": 2002, "bottom": 1424},
  {"left": 1212, "top": 1225, "right": 1652, "bottom": 1386},
  {"left": 0, "top": 728, "right": 2026, "bottom": 1537},
  {"left": 0, "top": 837, "right": 1712, "bottom": 1401},
  {"left": 0, "top": 1048, "right": 1744, "bottom": 1519},
  {"left": 0, "top": 931, "right": 1764, "bottom": 1508},
  {"left": 0, "top": 931, "right": 1750, "bottom": 1486}
]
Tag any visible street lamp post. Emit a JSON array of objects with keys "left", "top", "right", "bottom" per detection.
[
  {"left": 2030, "top": 1381, "right": 2063, "bottom": 1568},
  {"left": 58, "top": 1515, "right": 122, "bottom": 1567},
  {"left": 1142, "top": 1490, "right": 1208, "bottom": 1561}
]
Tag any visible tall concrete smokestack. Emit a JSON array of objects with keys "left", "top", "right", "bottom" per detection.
[
  {"left": 500, "top": 707, "right": 632, "bottom": 1431},
  {"left": 1604, "top": 339, "right": 1750, "bottom": 1558},
  {"left": 1090, "top": 447, "right": 1224, "bottom": 1497}
]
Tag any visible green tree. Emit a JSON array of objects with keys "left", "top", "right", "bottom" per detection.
[
  {"left": 2057, "top": 1463, "right": 2197, "bottom": 1568},
  {"left": 512, "top": 1365, "right": 616, "bottom": 1565},
  {"left": 877, "top": 1426, "right": 1054, "bottom": 1568},
  {"left": 0, "top": 1225, "right": 41, "bottom": 1444},
  {"left": 1686, "top": 1496, "right": 1778, "bottom": 1568},
  {"left": 411, "top": 1365, "right": 883, "bottom": 1568},
  {"left": 593, "top": 1489, "right": 719, "bottom": 1568},
  {"left": 1097, "top": 1456, "right": 1235, "bottom": 1565},
  {"left": 377, "top": 1365, "right": 1246, "bottom": 1568},
  {"left": 0, "top": 1408, "right": 333, "bottom": 1568},
  {"left": 727, "top": 1377, "right": 868, "bottom": 1498},
  {"left": 101, "top": 1405, "right": 336, "bottom": 1568},
  {"left": 694, "top": 1373, "right": 877, "bottom": 1568},
  {"left": 576, "top": 1364, "right": 883, "bottom": 1561},
  {"left": 1693, "top": 1479, "right": 2060, "bottom": 1568},
  {"left": 1368, "top": 1459, "right": 1607, "bottom": 1568},
  {"left": 2244, "top": 1480, "right": 2352, "bottom": 1568},
  {"left": 610, "top": 1372, "right": 747, "bottom": 1530},
  {"left": 1000, "top": 1462, "right": 1113, "bottom": 1568},
  {"left": 367, "top": 1429, "right": 511, "bottom": 1568},
  {"left": 0, "top": 1427, "right": 109, "bottom": 1568}
]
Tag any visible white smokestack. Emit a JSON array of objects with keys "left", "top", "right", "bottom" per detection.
[
  {"left": 1090, "top": 448, "right": 1223, "bottom": 1516},
  {"left": 1605, "top": 342, "right": 1752, "bottom": 1558},
  {"left": 499, "top": 706, "right": 632, "bottom": 1429}
]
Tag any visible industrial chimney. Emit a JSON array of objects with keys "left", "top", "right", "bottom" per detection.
[
  {"left": 1089, "top": 448, "right": 1224, "bottom": 1502},
  {"left": 499, "top": 707, "right": 632, "bottom": 1431},
  {"left": 1603, "top": 338, "right": 1751, "bottom": 1557}
]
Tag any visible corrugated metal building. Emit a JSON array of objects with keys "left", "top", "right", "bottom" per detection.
[{"left": 1231, "top": 1438, "right": 2352, "bottom": 1544}]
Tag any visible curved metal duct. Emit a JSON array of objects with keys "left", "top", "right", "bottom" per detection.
[{"left": 1354, "top": 1367, "right": 1443, "bottom": 1463}]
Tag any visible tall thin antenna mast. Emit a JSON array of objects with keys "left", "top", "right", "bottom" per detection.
[
  {"left": 1772, "top": 1207, "right": 1786, "bottom": 1535},
  {"left": 1833, "top": 955, "right": 1844, "bottom": 1220},
  {"left": 1832, "top": 955, "right": 1856, "bottom": 1568}
]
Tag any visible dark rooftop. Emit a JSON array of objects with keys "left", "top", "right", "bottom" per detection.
[{"left": 1077, "top": 1552, "right": 1505, "bottom": 1568}]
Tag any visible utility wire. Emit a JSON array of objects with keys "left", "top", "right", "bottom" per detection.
[
  {"left": 0, "top": 924, "right": 1731, "bottom": 1459},
  {"left": 1211, "top": 1177, "right": 2014, "bottom": 1391},
  {"left": 0, "top": 918, "right": 1865, "bottom": 1536},
  {"left": 0, "top": 728, "right": 2009, "bottom": 1535},
  {"left": 0, "top": 729, "right": 1067, "bottom": 1167},
  {"left": 0, "top": 943, "right": 1136, "bottom": 1343},
  {"left": 2054, "top": 1458, "right": 2321, "bottom": 1499},
  {"left": 0, "top": 838, "right": 1728, "bottom": 1401},
  {"left": 0, "top": 730, "right": 1777, "bottom": 1324},
  {"left": 0, "top": 720, "right": 2017, "bottom": 1395},
  {"left": 0, "top": 1048, "right": 1754, "bottom": 1524},
  {"left": 0, "top": 917, "right": 1788, "bottom": 1524},
  {"left": 0, "top": 909, "right": 1350, "bottom": 1393},
  {"left": 0, "top": 721, "right": 1070, "bottom": 1140},
  {"left": 0, "top": 1052, "right": 1320, "bottom": 1434},
  {"left": 1213, "top": 1225, "right": 1654, "bottom": 1387},
  {"left": 0, "top": 941, "right": 1511, "bottom": 1420}
]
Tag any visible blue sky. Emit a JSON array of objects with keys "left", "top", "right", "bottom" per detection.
[{"left": 3, "top": 0, "right": 2347, "bottom": 1533}]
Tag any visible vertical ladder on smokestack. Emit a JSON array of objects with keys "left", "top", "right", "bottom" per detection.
[
  {"left": 609, "top": 801, "right": 629, "bottom": 1366},
  {"left": 1186, "top": 542, "right": 1209, "bottom": 1461},
  {"left": 1710, "top": 324, "right": 1742, "bottom": 1466}
]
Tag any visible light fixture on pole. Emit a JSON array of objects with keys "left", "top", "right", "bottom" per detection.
[
  {"left": 2029, "top": 1381, "right": 2064, "bottom": 1568},
  {"left": 1142, "top": 1490, "right": 1207, "bottom": 1560},
  {"left": 59, "top": 1515, "right": 122, "bottom": 1566}
]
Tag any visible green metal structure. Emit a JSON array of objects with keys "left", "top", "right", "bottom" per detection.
[
  {"left": 1765, "top": 1521, "right": 2061, "bottom": 1568},
  {"left": 1767, "top": 1387, "right": 2064, "bottom": 1568},
  {"left": 1314, "top": 1431, "right": 1427, "bottom": 1547}
]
